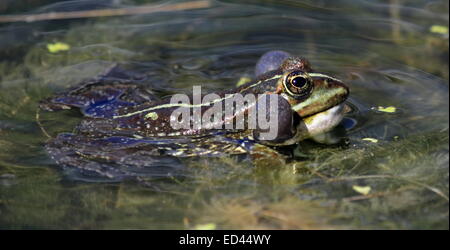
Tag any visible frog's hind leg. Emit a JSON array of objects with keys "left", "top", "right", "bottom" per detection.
[
  {"left": 39, "top": 65, "right": 159, "bottom": 118},
  {"left": 45, "top": 133, "right": 185, "bottom": 183},
  {"left": 46, "top": 134, "right": 133, "bottom": 182}
]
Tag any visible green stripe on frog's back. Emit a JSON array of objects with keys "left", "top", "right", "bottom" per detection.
[{"left": 112, "top": 73, "right": 284, "bottom": 119}]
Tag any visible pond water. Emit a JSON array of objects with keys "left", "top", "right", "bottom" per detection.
[{"left": 0, "top": 0, "right": 448, "bottom": 229}]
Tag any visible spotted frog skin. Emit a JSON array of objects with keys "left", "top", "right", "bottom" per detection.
[{"left": 39, "top": 51, "right": 349, "bottom": 181}]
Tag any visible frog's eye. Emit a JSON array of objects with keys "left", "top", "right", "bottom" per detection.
[
  {"left": 291, "top": 76, "right": 308, "bottom": 89},
  {"left": 284, "top": 71, "right": 313, "bottom": 99}
]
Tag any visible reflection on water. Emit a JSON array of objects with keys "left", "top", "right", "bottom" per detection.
[{"left": 0, "top": 0, "right": 448, "bottom": 229}]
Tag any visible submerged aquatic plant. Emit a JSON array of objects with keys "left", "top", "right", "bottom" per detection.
[{"left": 0, "top": 0, "right": 448, "bottom": 229}]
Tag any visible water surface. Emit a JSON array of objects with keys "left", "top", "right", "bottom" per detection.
[{"left": 0, "top": 0, "right": 448, "bottom": 229}]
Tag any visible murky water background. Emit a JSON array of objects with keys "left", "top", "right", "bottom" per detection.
[{"left": 0, "top": 0, "right": 448, "bottom": 229}]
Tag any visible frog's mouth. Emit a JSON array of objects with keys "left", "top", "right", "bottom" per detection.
[
  {"left": 271, "top": 102, "right": 349, "bottom": 146},
  {"left": 299, "top": 102, "right": 349, "bottom": 138},
  {"left": 291, "top": 74, "right": 349, "bottom": 136}
]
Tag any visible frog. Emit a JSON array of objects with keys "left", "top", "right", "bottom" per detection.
[{"left": 39, "top": 51, "right": 349, "bottom": 182}]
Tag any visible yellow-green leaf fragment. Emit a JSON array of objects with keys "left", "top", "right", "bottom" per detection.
[
  {"left": 235, "top": 77, "right": 252, "bottom": 87},
  {"left": 194, "top": 223, "right": 216, "bottom": 230},
  {"left": 47, "top": 42, "right": 70, "bottom": 53},
  {"left": 362, "top": 138, "right": 378, "bottom": 143},
  {"left": 145, "top": 112, "right": 158, "bottom": 120},
  {"left": 352, "top": 185, "right": 371, "bottom": 195},
  {"left": 430, "top": 25, "right": 449, "bottom": 35},
  {"left": 376, "top": 106, "right": 396, "bottom": 113}
]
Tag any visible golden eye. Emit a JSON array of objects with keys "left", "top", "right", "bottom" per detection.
[{"left": 284, "top": 71, "right": 313, "bottom": 99}]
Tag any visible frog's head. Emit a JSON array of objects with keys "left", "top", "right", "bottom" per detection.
[{"left": 278, "top": 57, "right": 349, "bottom": 140}]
